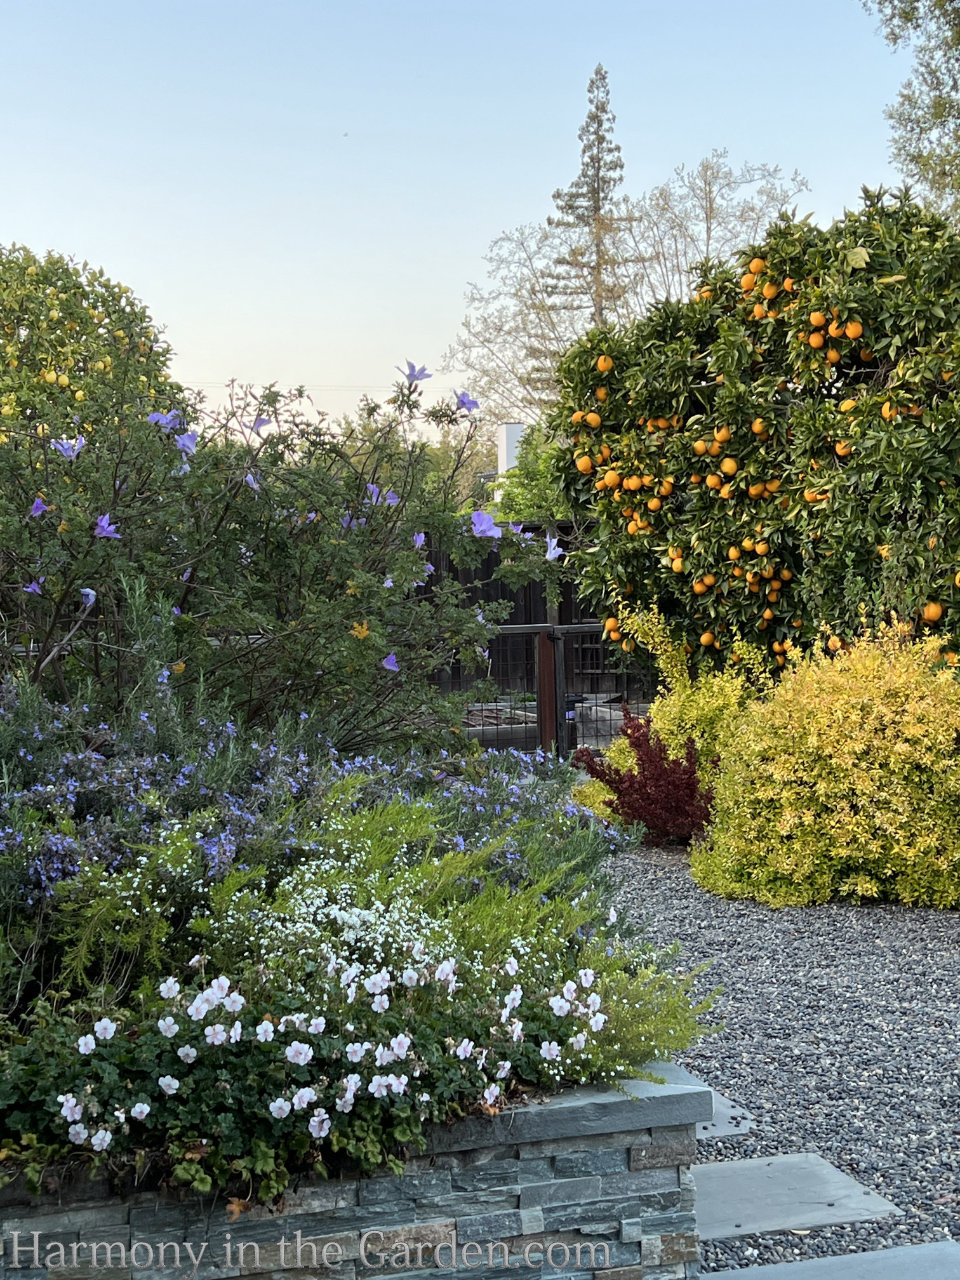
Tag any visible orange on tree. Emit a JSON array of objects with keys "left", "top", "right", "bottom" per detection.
[
  {"left": 585, "top": 411, "right": 602, "bottom": 428},
  {"left": 575, "top": 455, "right": 594, "bottom": 474},
  {"left": 749, "top": 257, "right": 766, "bottom": 274},
  {"left": 808, "top": 331, "right": 825, "bottom": 349},
  {"left": 596, "top": 354, "right": 614, "bottom": 373},
  {"left": 922, "top": 602, "right": 944, "bottom": 622}
]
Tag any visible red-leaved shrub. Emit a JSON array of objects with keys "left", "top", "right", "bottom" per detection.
[{"left": 574, "top": 706, "right": 712, "bottom": 845}]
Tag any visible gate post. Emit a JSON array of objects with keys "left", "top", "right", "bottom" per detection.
[{"left": 536, "top": 628, "right": 558, "bottom": 754}]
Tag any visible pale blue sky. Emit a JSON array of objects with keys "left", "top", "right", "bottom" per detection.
[{"left": 4, "top": 0, "right": 912, "bottom": 418}]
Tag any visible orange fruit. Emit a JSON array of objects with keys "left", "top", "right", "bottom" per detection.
[
  {"left": 693, "top": 439, "right": 708, "bottom": 456},
  {"left": 690, "top": 473, "right": 702, "bottom": 484},
  {"left": 603, "top": 617, "right": 619, "bottom": 632},
  {"left": 728, "top": 546, "right": 741, "bottom": 561},
  {"left": 742, "top": 537, "right": 756, "bottom": 552},
  {"left": 809, "top": 311, "right": 827, "bottom": 328},
  {"left": 705, "top": 473, "right": 722, "bottom": 490},
  {"left": 571, "top": 411, "right": 584, "bottom": 425},
  {"left": 826, "top": 347, "right": 841, "bottom": 364},
  {"left": 703, "top": 573, "right": 717, "bottom": 586},
  {"left": 762, "top": 282, "right": 779, "bottom": 300},
  {"left": 860, "top": 348, "right": 874, "bottom": 361},
  {"left": 604, "top": 470, "right": 621, "bottom": 488},
  {"left": 839, "top": 398, "right": 856, "bottom": 411},
  {"left": 660, "top": 480, "right": 674, "bottom": 496},
  {"left": 609, "top": 630, "right": 622, "bottom": 641},
  {"left": 783, "top": 277, "right": 795, "bottom": 292},
  {"left": 780, "top": 567, "right": 793, "bottom": 581},
  {"left": 762, "top": 607, "right": 774, "bottom": 620},
  {"left": 575, "top": 455, "right": 593, "bottom": 474},
  {"left": 600, "top": 444, "right": 612, "bottom": 460},
  {"left": 808, "top": 331, "right": 825, "bottom": 349},
  {"left": 621, "top": 638, "right": 635, "bottom": 653},
  {"left": 671, "top": 558, "right": 684, "bottom": 573},
  {"left": 647, "top": 497, "right": 662, "bottom": 512},
  {"left": 585, "top": 412, "right": 602, "bottom": 428},
  {"left": 693, "top": 580, "right": 708, "bottom": 595},
  {"left": 748, "top": 481, "right": 765, "bottom": 498},
  {"left": 752, "top": 302, "right": 766, "bottom": 319},
  {"left": 751, "top": 417, "right": 766, "bottom": 434},
  {"left": 844, "top": 320, "right": 863, "bottom": 340},
  {"left": 741, "top": 272, "right": 757, "bottom": 291},
  {"left": 827, "top": 320, "right": 844, "bottom": 338},
  {"left": 627, "top": 520, "right": 639, "bottom": 534},
  {"left": 923, "top": 602, "right": 944, "bottom": 623},
  {"left": 596, "top": 354, "right": 614, "bottom": 373},
  {"left": 700, "top": 631, "right": 715, "bottom": 647},
  {"left": 749, "top": 257, "right": 766, "bottom": 274},
  {"left": 714, "top": 425, "right": 732, "bottom": 443},
  {"left": 595, "top": 386, "right": 608, "bottom": 402},
  {"left": 835, "top": 440, "right": 852, "bottom": 457},
  {"left": 707, "top": 440, "right": 723, "bottom": 457},
  {"left": 765, "top": 479, "right": 781, "bottom": 493},
  {"left": 720, "top": 483, "right": 733, "bottom": 499},
  {"left": 720, "top": 457, "right": 738, "bottom": 476},
  {"left": 755, "top": 540, "right": 770, "bottom": 556}
]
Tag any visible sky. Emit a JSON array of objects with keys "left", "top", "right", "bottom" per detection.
[{"left": 3, "top": 0, "right": 914, "bottom": 421}]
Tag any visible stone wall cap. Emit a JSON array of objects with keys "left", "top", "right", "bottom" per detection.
[{"left": 425, "top": 1061, "right": 713, "bottom": 1154}]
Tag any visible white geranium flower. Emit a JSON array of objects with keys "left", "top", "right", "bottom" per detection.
[
  {"left": 308, "top": 1016, "right": 326, "bottom": 1034},
  {"left": 222, "top": 991, "right": 245, "bottom": 1013},
  {"left": 91, "top": 1129, "right": 112, "bottom": 1151},
  {"left": 269, "top": 1098, "right": 292, "bottom": 1119},
  {"left": 77, "top": 1035, "right": 96, "bottom": 1055},
  {"left": 158, "top": 977, "right": 180, "bottom": 999},
  {"left": 292, "top": 1087, "right": 317, "bottom": 1111},
  {"left": 255, "top": 1021, "right": 275, "bottom": 1042},
  {"left": 387, "top": 1073, "right": 408, "bottom": 1095},
  {"left": 308, "top": 1108, "right": 331, "bottom": 1139},
  {"left": 93, "top": 1017, "right": 117, "bottom": 1041},
  {"left": 562, "top": 980, "right": 578, "bottom": 1001},
  {"left": 504, "top": 956, "right": 519, "bottom": 977},
  {"left": 177, "top": 1045, "right": 198, "bottom": 1064},
  {"left": 578, "top": 968, "right": 595, "bottom": 988},
  {"left": 589, "top": 1013, "right": 607, "bottom": 1032},
  {"left": 540, "top": 1041, "right": 560, "bottom": 1061},
  {"left": 204, "top": 1024, "right": 227, "bottom": 1046},
  {"left": 58, "top": 1094, "right": 83, "bottom": 1122},
  {"left": 345, "top": 1041, "right": 370, "bottom": 1063},
  {"left": 158, "top": 1075, "right": 180, "bottom": 1096},
  {"left": 454, "top": 1038, "right": 474, "bottom": 1060},
  {"left": 549, "top": 996, "right": 571, "bottom": 1017},
  {"left": 401, "top": 968, "right": 419, "bottom": 988},
  {"left": 483, "top": 1084, "right": 500, "bottom": 1106},
  {"left": 285, "top": 1041, "right": 313, "bottom": 1066},
  {"left": 67, "top": 1123, "right": 88, "bottom": 1144},
  {"left": 131, "top": 1103, "right": 151, "bottom": 1120},
  {"left": 368, "top": 1075, "right": 389, "bottom": 1098},
  {"left": 371, "top": 994, "right": 389, "bottom": 1013},
  {"left": 569, "top": 1032, "right": 587, "bottom": 1052},
  {"left": 390, "top": 1033, "right": 411, "bottom": 1058},
  {"left": 157, "top": 1016, "right": 179, "bottom": 1038},
  {"left": 229, "top": 1020, "right": 242, "bottom": 1043},
  {"left": 496, "top": 1060, "right": 512, "bottom": 1079}
]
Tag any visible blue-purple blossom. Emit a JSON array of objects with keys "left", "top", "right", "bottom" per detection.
[
  {"left": 79, "top": 588, "right": 96, "bottom": 609},
  {"left": 23, "top": 579, "right": 44, "bottom": 595},
  {"left": 51, "top": 436, "right": 85, "bottom": 460},
  {"left": 509, "top": 522, "right": 524, "bottom": 534},
  {"left": 94, "top": 514, "right": 120, "bottom": 539},
  {"left": 383, "top": 577, "right": 393, "bottom": 588},
  {"left": 243, "top": 416, "right": 270, "bottom": 434},
  {"left": 382, "top": 652, "right": 399, "bottom": 672},
  {"left": 29, "top": 497, "right": 50, "bottom": 518},
  {"left": 174, "top": 431, "right": 197, "bottom": 456},
  {"left": 471, "top": 511, "right": 502, "bottom": 540},
  {"left": 413, "top": 532, "right": 425, "bottom": 550},
  {"left": 456, "top": 390, "right": 479, "bottom": 413},
  {"left": 397, "top": 360, "right": 431, "bottom": 384},
  {"left": 244, "top": 472, "right": 260, "bottom": 492},
  {"left": 147, "top": 410, "right": 182, "bottom": 432},
  {"left": 545, "top": 534, "right": 564, "bottom": 561},
  {"left": 384, "top": 489, "right": 400, "bottom": 506}
]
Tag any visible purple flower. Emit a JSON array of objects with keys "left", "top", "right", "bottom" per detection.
[
  {"left": 243, "top": 472, "right": 260, "bottom": 492},
  {"left": 366, "top": 483, "right": 381, "bottom": 504},
  {"left": 94, "top": 514, "right": 120, "bottom": 539},
  {"left": 471, "top": 511, "right": 502, "bottom": 540},
  {"left": 545, "top": 534, "right": 564, "bottom": 561},
  {"left": 383, "top": 577, "right": 393, "bottom": 588},
  {"left": 181, "top": 568, "right": 192, "bottom": 582},
  {"left": 509, "top": 522, "right": 524, "bottom": 534},
  {"left": 29, "top": 497, "right": 50, "bottom": 517},
  {"left": 244, "top": 416, "right": 270, "bottom": 434},
  {"left": 382, "top": 653, "right": 399, "bottom": 672},
  {"left": 147, "top": 410, "right": 182, "bottom": 432},
  {"left": 456, "top": 390, "right": 479, "bottom": 412},
  {"left": 51, "top": 436, "right": 85, "bottom": 460},
  {"left": 397, "top": 360, "right": 431, "bottom": 384},
  {"left": 80, "top": 587, "right": 96, "bottom": 609},
  {"left": 174, "top": 431, "right": 197, "bottom": 456},
  {"left": 413, "top": 532, "right": 425, "bottom": 550},
  {"left": 23, "top": 579, "right": 44, "bottom": 595},
  {"left": 384, "top": 489, "right": 400, "bottom": 506}
]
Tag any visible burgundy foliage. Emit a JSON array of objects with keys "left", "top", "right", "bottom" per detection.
[{"left": 574, "top": 706, "right": 712, "bottom": 845}]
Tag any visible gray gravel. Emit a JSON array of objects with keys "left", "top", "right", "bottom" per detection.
[{"left": 611, "top": 847, "right": 960, "bottom": 1272}]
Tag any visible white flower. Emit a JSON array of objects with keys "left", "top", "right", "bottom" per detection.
[
  {"left": 344, "top": 1073, "right": 362, "bottom": 1093},
  {"left": 549, "top": 996, "right": 571, "bottom": 1017},
  {"left": 587, "top": 992, "right": 602, "bottom": 1013},
  {"left": 504, "top": 956, "right": 519, "bottom": 977},
  {"left": 67, "top": 1123, "right": 88, "bottom": 1144},
  {"left": 292, "top": 1087, "right": 318, "bottom": 1111},
  {"left": 158, "top": 977, "right": 180, "bottom": 999},
  {"left": 562, "top": 980, "right": 578, "bottom": 1002},
  {"left": 401, "top": 968, "right": 419, "bottom": 988},
  {"left": 346, "top": 1041, "right": 370, "bottom": 1063},
  {"left": 387, "top": 1073, "right": 408, "bottom": 1094},
  {"left": 569, "top": 1032, "right": 587, "bottom": 1052},
  {"left": 77, "top": 1035, "right": 96, "bottom": 1055},
  {"left": 510, "top": 1020, "right": 524, "bottom": 1042},
  {"left": 308, "top": 1016, "right": 326, "bottom": 1034},
  {"left": 309, "top": 1108, "right": 331, "bottom": 1138},
  {"left": 158, "top": 1075, "right": 180, "bottom": 1096},
  {"left": 435, "top": 958, "right": 457, "bottom": 983},
  {"left": 483, "top": 1084, "right": 500, "bottom": 1106},
  {"left": 279, "top": 1014, "right": 307, "bottom": 1032},
  {"left": 91, "top": 1129, "right": 112, "bottom": 1152},
  {"left": 188, "top": 953, "right": 204, "bottom": 967},
  {"left": 454, "top": 1038, "right": 474, "bottom": 1060},
  {"left": 131, "top": 1103, "right": 151, "bottom": 1120},
  {"left": 335, "top": 1093, "right": 355, "bottom": 1113},
  {"left": 222, "top": 991, "right": 245, "bottom": 1013},
  {"left": 411, "top": 940, "right": 426, "bottom": 961},
  {"left": 286, "top": 1041, "right": 313, "bottom": 1066},
  {"left": 496, "top": 1060, "right": 512, "bottom": 1079},
  {"left": 256, "top": 1021, "right": 275, "bottom": 1042},
  {"left": 346, "top": 983, "right": 357, "bottom": 1003},
  {"left": 607, "top": 907, "right": 617, "bottom": 925},
  {"left": 375, "top": 1044, "right": 396, "bottom": 1067},
  {"left": 390, "top": 1033, "right": 412, "bottom": 1059},
  {"left": 114, "top": 1109, "right": 126, "bottom": 1122},
  {"left": 229, "top": 1020, "right": 242, "bottom": 1043},
  {"left": 58, "top": 1094, "right": 83, "bottom": 1122},
  {"left": 94, "top": 1017, "right": 117, "bottom": 1041},
  {"left": 340, "top": 963, "right": 360, "bottom": 987},
  {"left": 157, "top": 1016, "right": 179, "bottom": 1038},
  {"left": 210, "top": 975, "right": 230, "bottom": 999},
  {"left": 177, "top": 1045, "right": 198, "bottom": 1064},
  {"left": 205, "top": 1024, "right": 227, "bottom": 1046},
  {"left": 364, "top": 969, "right": 391, "bottom": 995},
  {"left": 269, "top": 1098, "right": 292, "bottom": 1119},
  {"left": 477, "top": 1048, "right": 488, "bottom": 1070},
  {"left": 187, "top": 994, "right": 212, "bottom": 1021},
  {"left": 368, "top": 1075, "right": 389, "bottom": 1098},
  {"left": 371, "top": 994, "right": 389, "bottom": 1013},
  {"left": 540, "top": 1041, "right": 560, "bottom": 1061},
  {"left": 578, "top": 968, "right": 595, "bottom": 988},
  {"left": 589, "top": 1013, "right": 607, "bottom": 1032}
]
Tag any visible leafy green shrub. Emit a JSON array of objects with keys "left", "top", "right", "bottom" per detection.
[{"left": 692, "top": 626, "right": 960, "bottom": 906}]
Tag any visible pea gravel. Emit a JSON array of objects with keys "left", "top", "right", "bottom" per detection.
[{"left": 610, "top": 847, "right": 960, "bottom": 1272}]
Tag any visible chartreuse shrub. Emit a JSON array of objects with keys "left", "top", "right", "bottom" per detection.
[{"left": 692, "top": 625, "right": 960, "bottom": 907}]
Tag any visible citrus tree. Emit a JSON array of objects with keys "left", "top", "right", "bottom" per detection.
[{"left": 546, "top": 187, "right": 960, "bottom": 667}]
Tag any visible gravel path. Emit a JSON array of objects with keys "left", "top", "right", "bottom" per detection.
[{"left": 611, "top": 847, "right": 960, "bottom": 1272}]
